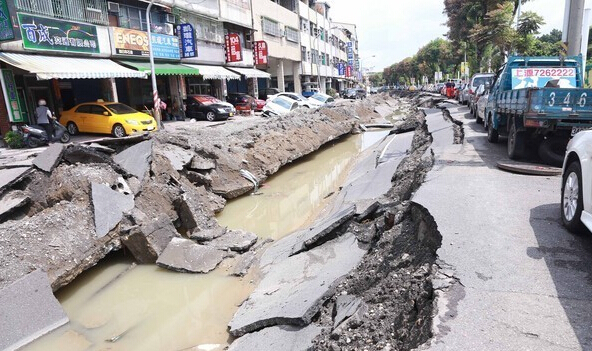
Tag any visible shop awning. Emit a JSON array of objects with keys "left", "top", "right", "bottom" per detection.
[
  {"left": 117, "top": 60, "right": 200, "bottom": 76},
  {"left": 226, "top": 67, "right": 271, "bottom": 79},
  {"left": 0, "top": 53, "right": 147, "bottom": 80},
  {"left": 182, "top": 64, "right": 240, "bottom": 80}
]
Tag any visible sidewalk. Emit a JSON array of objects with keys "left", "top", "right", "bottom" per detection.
[{"left": 413, "top": 105, "right": 592, "bottom": 350}]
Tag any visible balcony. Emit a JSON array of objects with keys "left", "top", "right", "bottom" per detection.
[{"left": 16, "top": 0, "right": 109, "bottom": 25}]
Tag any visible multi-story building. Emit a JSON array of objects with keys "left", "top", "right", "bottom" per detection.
[{"left": 0, "top": 0, "right": 360, "bottom": 136}]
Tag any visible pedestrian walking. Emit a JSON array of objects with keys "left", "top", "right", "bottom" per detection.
[{"left": 35, "top": 99, "right": 54, "bottom": 141}]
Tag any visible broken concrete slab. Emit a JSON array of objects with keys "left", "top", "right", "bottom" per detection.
[
  {"left": 113, "top": 140, "right": 152, "bottom": 180},
  {"left": 120, "top": 214, "right": 179, "bottom": 263},
  {"left": 88, "top": 142, "right": 116, "bottom": 153},
  {"left": 374, "top": 104, "right": 395, "bottom": 118},
  {"left": 189, "top": 154, "right": 216, "bottom": 171},
  {"left": 228, "top": 325, "right": 323, "bottom": 351},
  {"left": 156, "top": 237, "right": 225, "bottom": 273},
  {"left": 0, "top": 270, "right": 68, "bottom": 351},
  {"left": 228, "top": 232, "right": 367, "bottom": 337},
  {"left": 333, "top": 295, "right": 364, "bottom": 328},
  {"left": 206, "top": 229, "right": 258, "bottom": 252},
  {"left": 0, "top": 167, "right": 30, "bottom": 192},
  {"left": 190, "top": 226, "right": 227, "bottom": 242},
  {"left": 62, "top": 144, "right": 113, "bottom": 164},
  {"left": 91, "top": 182, "right": 135, "bottom": 238},
  {"left": 230, "top": 251, "right": 256, "bottom": 277},
  {"left": 32, "top": 143, "right": 65, "bottom": 172},
  {"left": 174, "top": 180, "right": 226, "bottom": 231},
  {"left": 157, "top": 144, "right": 194, "bottom": 171},
  {"left": 0, "top": 190, "right": 29, "bottom": 219}
]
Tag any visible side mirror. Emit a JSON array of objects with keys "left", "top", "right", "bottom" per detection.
[{"left": 103, "top": 111, "right": 109, "bottom": 116}]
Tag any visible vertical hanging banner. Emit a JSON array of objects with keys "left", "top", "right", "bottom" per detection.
[
  {"left": 253, "top": 40, "right": 268, "bottom": 65},
  {"left": 225, "top": 33, "right": 242, "bottom": 63},
  {"left": 0, "top": 69, "right": 24, "bottom": 122},
  {"left": 346, "top": 65, "right": 352, "bottom": 77},
  {"left": 338, "top": 63, "right": 345, "bottom": 75},
  {"left": 0, "top": 0, "right": 14, "bottom": 41},
  {"left": 177, "top": 23, "right": 196, "bottom": 58}
]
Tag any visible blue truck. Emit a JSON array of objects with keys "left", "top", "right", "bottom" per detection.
[{"left": 484, "top": 55, "right": 592, "bottom": 165}]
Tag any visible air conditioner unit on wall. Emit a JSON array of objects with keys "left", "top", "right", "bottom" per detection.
[
  {"left": 164, "top": 23, "right": 174, "bottom": 35},
  {"left": 107, "top": 1, "right": 119, "bottom": 13},
  {"left": 165, "top": 13, "right": 175, "bottom": 23}
]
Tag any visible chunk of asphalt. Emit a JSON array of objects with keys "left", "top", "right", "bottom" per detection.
[
  {"left": 157, "top": 144, "right": 194, "bottom": 171},
  {"left": 0, "top": 190, "right": 30, "bottom": 219},
  {"left": 228, "top": 232, "right": 367, "bottom": 337},
  {"left": 333, "top": 295, "right": 363, "bottom": 329},
  {"left": 374, "top": 104, "right": 395, "bottom": 118},
  {"left": 189, "top": 226, "right": 227, "bottom": 242},
  {"left": 32, "top": 143, "right": 65, "bottom": 172},
  {"left": 156, "top": 237, "right": 225, "bottom": 273},
  {"left": 0, "top": 270, "right": 68, "bottom": 351},
  {"left": 113, "top": 140, "right": 152, "bottom": 180},
  {"left": 230, "top": 251, "right": 257, "bottom": 277},
  {"left": 189, "top": 154, "right": 216, "bottom": 171},
  {"left": 206, "top": 229, "right": 258, "bottom": 252},
  {"left": 0, "top": 167, "right": 31, "bottom": 193},
  {"left": 258, "top": 204, "right": 356, "bottom": 271},
  {"left": 120, "top": 214, "right": 180, "bottom": 263},
  {"left": 227, "top": 325, "right": 323, "bottom": 351},
  {"left": 62, "top": 144, "right": 112, "bottom": 164},
  {"left": 92, "top": 182, "right": 135, "bottom": 238}
]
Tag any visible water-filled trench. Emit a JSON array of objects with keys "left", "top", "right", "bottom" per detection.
[{"left": 22, "top": 131, "right": 389, "bottom": 351}]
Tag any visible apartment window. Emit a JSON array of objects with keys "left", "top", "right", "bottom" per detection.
[
  {"left": 322, "top": 53, "right": 326, "bottom": 66},
  {"left": 270, "top": 0, "right": 296, "bottom": 12},
  {"left": 301, "top": 46, "right": 307, "bottom": 62},
  {"left": 16, "top": 0, "right": 108, "bottom": 25},
  {"left": 119, "top": 5, "right": 147, "bottom": 31},
  {"left": 312, "top": 49, "right": 318, "bottom": 64},
  {"left": 179, "top": 11, "right": 224, "bottom": 44},
  {"left": 300, "top": 17, "right": 309, "bottom": 32},
  {"left": 319, "top": 27, "right": 325, "bottom": 41},
  {"left": 286, "top": 27, "right": 299, "bottom": 43},
  {"left": 262, "top": 17, "right": 281, "bottom": 37}
]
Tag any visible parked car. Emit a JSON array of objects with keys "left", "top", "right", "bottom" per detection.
[
  {"left": 468, "top": 73, "right": 495, "bottom": 115},
  {"left": 475, "top": 84, "right": 488, "bottom": 124},
  {"left": 308, "top": 93, "right": 335, "bottom": 106},
  {"left": 258, "top": 87, "right": 281, "bottom": 101},
  {"left": 457, "top": 83, "right": 470, "bottom": 105},
  {"left": 262, "top": 95, "right": 299, "bottom": 117},
  {"left": 267, "top": 92, "right": 313, "bottom": 108},
  {"left": 370, "top": 87, "right": 379, "bottom": 94},
  {"left": 60, "top": 100, "right": 157, "bottom": 138},
  {"left": 561, "top": 130, "right": 592, "bottom": 233},
  {"left": 343, "top": 88, "right": 366, "bottom": 99},
  {"left": 226, "top": 93, "right": 265, "bottom": 112},
  {"left": 184, "top": 95, "right": 235, "bottom": 121}
]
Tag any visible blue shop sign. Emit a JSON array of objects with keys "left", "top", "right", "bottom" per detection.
[
  {"left": 177, "top": 23, "right": 196, "bottom": 58},
  {"left": 151, "top": 33, "right": 180, "bottom": 59},
  {"left": 338, "top": 63, "right": 345, "bottom": 75},
  {"left": 0, "top": 0, "right": 14, "bottom": 41}
]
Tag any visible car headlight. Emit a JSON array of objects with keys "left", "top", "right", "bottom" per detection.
[
  {"left": 217, "top": 108, "right": 226, "bottom": 113},
  {"left": 125, "top": 120, "right": 139, "bottom": 125}
]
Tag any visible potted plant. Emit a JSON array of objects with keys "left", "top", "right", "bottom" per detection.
[{"left": 3, "top": 130, "right": 24, "bottom": 149}]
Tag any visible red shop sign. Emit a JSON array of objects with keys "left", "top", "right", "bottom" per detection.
[
  {"left": 346, "top": 65, "right": 352, "bottom": 77},
  {"left": 253, "top": 40, "right": 268, "bottom": 65},
  {"left": 225, "top": 33, "right": 243, "bottom": 63}
]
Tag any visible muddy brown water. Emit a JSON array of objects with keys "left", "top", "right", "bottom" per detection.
[{"left": 22, "top": 131, "right": 389, "bottom": 351}]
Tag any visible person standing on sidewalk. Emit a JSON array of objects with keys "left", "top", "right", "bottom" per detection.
[{"left": 35, "top": 99, "right": 54, "bottom": 141}]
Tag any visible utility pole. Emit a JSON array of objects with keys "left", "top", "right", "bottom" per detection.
[
  {"left": 146, "top": 0, "right": 162, "bottom": 129},
  {"left": 565, "top": 0, "right": 585, "bottom": 56}
]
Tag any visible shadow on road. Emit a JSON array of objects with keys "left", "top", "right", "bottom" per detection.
[{"left": 529, "top": 203, "right": 592, "bottom": 349}]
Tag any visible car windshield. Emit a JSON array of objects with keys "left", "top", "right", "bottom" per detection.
[
  {"left": 473, "top": 76, "right": 492, "bottom": 88},
  {"left": 310, "top": 94, "right": 328, "bottom": 102},
  {"left": 105, "top": 103, "right": 138, "bottom": 115},
  {"left": 194, "top": 96, "right": 222, "bottom": 105},
  {"left": 272, "top": 97, "right": 295, "bottom": 110}
]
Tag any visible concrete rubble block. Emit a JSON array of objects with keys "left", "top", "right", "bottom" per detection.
[
  {"left": 0, "top": 270, "right": 68, "bottom": 351},
  {"left": 189, "top": 154, "right": 216, "bottom": 171},
  {"left": 62, "top": 144, "right": 113, "bottom": 164},
  {"left": 206, "top": 229, "right": 258, "bottom": 252},
  {"left": 229, "top": 251, "right": 257, "bottom": 277},
  {"left": 113, "top": 140, "right": 152, "bottom": 180},
  {"left": 228, "top": 324, "right": 323, "bottom": 351},
  {"left": 120, "top": 214, "right": 180, "bottom": 263},
  {"left": 32, "top": 143, "right": 66, "bottom": 173},
  {"left": 174, "top": 180, "right": 226, "bottom": 230},
  {"left": 333, "top": 295, "right": 365, "bottom": 329},
  {"left": 0, "top": 190, "right": 30, "bottom": 219},
  {"left": 0, "top": 167, "right": 30, "bottom": 193},
  {"left": 190, "top": 226, "right": 227, "bottom": 242},
  {"left": 228, "top": 232, "right": 367, "bottom": 337},
  {"left": 92, "top": 182, "right": 135, "bottom": 238},
  {"left": 156, "top": 237, "right": 225, "bottom": 273},
  {"left": 156, "top": 144, "right": 194, "bottom": 171},
  {"left": 185, "top": 170, "right": 212, "bottom": 187}
]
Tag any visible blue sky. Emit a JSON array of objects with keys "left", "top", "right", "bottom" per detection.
[{"left": 328, "top": 0, "right": 565, "bottom": 71}]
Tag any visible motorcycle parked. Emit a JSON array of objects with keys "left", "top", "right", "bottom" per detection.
[{"left": 21, "top": 118, "right": 70, "bottom": 148}]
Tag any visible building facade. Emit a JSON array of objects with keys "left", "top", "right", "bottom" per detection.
[{"left": 0, "top": 0, "right": 361, "bottom": 136}]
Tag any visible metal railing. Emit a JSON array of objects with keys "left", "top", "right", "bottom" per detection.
[{"left": 16, "top": 0, "right": 109, "bottom": 25}]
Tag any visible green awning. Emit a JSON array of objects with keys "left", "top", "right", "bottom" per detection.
[{"left": 117, "top": 60, "right": 200, "bottom": 76}]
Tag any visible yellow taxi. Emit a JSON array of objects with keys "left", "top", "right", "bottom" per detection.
[{"left": 60, "top": 100, "right": 157, "bottom": 138}]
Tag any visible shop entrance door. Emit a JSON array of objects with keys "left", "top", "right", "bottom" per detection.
[{"left": 27, "top": 87, "right": 52, "bottom": 124}]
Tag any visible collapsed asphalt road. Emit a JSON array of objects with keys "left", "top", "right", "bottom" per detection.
[{"left": 0, "top": 92, "right": 457, "bottom": 350}]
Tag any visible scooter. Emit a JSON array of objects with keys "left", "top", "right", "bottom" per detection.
[{"left": 21, "top": 118, "right": 70, "bottom": 148}]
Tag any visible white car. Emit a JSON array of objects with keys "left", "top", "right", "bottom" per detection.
[
  {"left": 561, "top": 130, "right": 592, "bottom": 233},
  {"left": 307, "top": 93, "right": 335, "bottom": 107},
  {"left": 475, "top": 84, "right": 488, "bottom": 124},
  {"left": 262, "top": 95, "right": 298, "bottom": 117},
  {"left": 268, "top": 92, "right": 313, "bottom": 108}
]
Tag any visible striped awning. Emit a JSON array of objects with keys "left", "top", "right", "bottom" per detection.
[
  {"left": 0, "top": 53, "right": 147, "bottom": 80},
  {"left": 182, "top": 64, "right": 240, "bottom": 80},
  {"left": 226, "top": 67, "right": 271, "bottom": 79},
  {"left": 117, "top": 60, "right": 200, "bottom": 76}
]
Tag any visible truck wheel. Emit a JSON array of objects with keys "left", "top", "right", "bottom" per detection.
[
  {"left": 487, "top": 116, "right": 499, "bottom": 143},
  {"left": 508, "top": 119, "right": 525, "bottom": 160},
  {"left": 538, "top": 138, "right": 567, "bottom": 167},
  {"left": 561, "top": 161, "right": 585, "bottom": 233}
]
